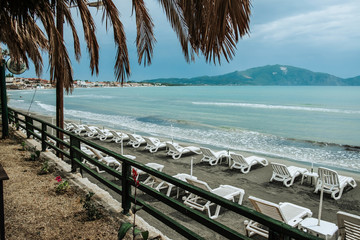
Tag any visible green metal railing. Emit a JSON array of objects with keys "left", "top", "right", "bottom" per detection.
[{"left": 7, "top": 107, "right": 320, "bottom": 240}]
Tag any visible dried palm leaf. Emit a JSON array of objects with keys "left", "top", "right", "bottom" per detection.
[{"left": 132, "top": 0, "right": 156, "bottom": 66}]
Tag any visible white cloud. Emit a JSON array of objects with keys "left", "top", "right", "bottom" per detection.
[{"left": 251, "top": 2, "right": 360, "bottom": 48}]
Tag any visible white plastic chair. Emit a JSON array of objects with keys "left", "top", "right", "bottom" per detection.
[
  {"left": 245, "top": 196, "right": 312, "bottom": 238},
  {"left": 183, "top": 178, "right": 245, "bottom": 219},
  {"left": 315, "top": 167, "right": 357, "bottom": 200},
  {"left": 230, "top": 153, "right": 268, "bottom": 174},
  {"left": 270, "top": 162, "right": 308, "bottom": 187},
  {"left": 200, "top": 147, "right": 229, "bottom": 166}
]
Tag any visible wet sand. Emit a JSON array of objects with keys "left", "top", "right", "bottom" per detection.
[{"left": 28, "top": 112, "right": 360, "bottom": 239}]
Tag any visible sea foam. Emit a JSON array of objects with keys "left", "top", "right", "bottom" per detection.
[{"left": 192, "top": 102, "right": 360, "bottom": 114}]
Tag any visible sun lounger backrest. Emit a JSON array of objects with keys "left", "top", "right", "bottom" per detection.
[
  {"left": 337, "top": 211, "right": 360, "bottom": 240},
  {"left": 166, "top": 142, "right": 179, "bottom": 152},
  {"left": 128, "top": 134, "right": 138, "bottom": 141},
  {"left": 200, "top": 147, "right": 215, "bottom": 158},
  {"left": 109, "top": 130, "right": 119, "bottom": 137},
  {"left": 186, "top": 178, "right": 212, "bottom": 192},
  {"left": 271, "top": 163, "right": 290, "bottom": 177},
  {"left": 318, "top": 167, "right": 340, "bottom": 188},
  {"left": 95, "top": 128, "right": 104, "bottom": 135},
  {"left": 231, "top": 153, "right": 246, "bottom": 164},
  {"left": 248, "top": 196, "right": 284, "bottom": 223},
  {"left": 84, "top": 125, "right": 95, "bottom": 132},
  {"left": 144, "top": 137, "right": 154, "bottom": 146},
  {"left": 89, "top": 148, "right": 103, "bottom": 160}
]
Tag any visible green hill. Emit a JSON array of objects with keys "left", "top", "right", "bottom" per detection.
[{"left": 141, "top": 65, "right": 360, "bottom": 86}]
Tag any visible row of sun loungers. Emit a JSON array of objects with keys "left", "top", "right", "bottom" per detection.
[
  {"left": 65, "top": 122, "right": 357, "bottom": 200},
  {"left": 40, "top": 122, "right": 360, "bottom": 237},
  {"left": 78, "top": 140, "right": 360, "bottom": 236},
  {"left": 66, "top": 122, "right": 268, "bottom": 171},
  {"left": 26, "top": 122, "right": 358, "bottom": 203}
]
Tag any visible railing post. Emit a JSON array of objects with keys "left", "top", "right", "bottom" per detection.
[
  {"left": 121, "top": 161, "right": 131, "bottom": 215},
  {"left": 15, "top": 112, "right": 19, "bottom": 130},
  {"left": 25, "top": 115, "right": 33, "bottom": 138},
  {"left": 41, "top": 123, "right": 47, "bottom": 152},
  {"left": 0, "top": 164, "right": 9, "bottom": 240},
  {"left": 70, "top": 135, "right": 80, "bottom": 172},
  {"left": 0, "top": 59, "right": 9, "bottom": 139}
]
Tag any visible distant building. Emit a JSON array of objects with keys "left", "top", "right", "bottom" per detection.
[{"left": 5, "top": 77, "right": 51, "bottom": 90}]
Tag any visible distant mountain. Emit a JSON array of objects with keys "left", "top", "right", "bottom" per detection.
[{"left": 141, "top": 65, "right": 360, "bottom": 86}]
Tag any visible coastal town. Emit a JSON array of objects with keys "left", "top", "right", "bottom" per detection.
[{"left": 4, "top": 76, "right": 158, "bottom": 90}]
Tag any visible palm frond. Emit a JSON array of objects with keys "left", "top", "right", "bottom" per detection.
[
  {"left": 158, "top": 0, "right": 195, "bottom": 62},
  {"left": 63, "top": 4, "right": 81, "bottom": 61},
  {"left": 75, "top": 0, "right": 99, "bottom": 75},
  {"left": 132, "top": 0, "right": 156, "bottom": 66},
  {"left": 161, "top": 0, "right": 251, "bottom": 64},
  {"left": 102, "top": 0, "right": 130, "bottom": 84}
]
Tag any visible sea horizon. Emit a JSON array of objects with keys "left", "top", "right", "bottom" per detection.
[{"left": 8, "top": 85, "right": 360, "bottom": 173}]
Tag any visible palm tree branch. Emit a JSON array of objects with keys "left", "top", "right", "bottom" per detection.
[{"left": 132, "top": 0, "right": 156, "bottom": 66}]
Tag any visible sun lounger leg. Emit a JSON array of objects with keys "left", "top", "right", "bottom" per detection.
[
  {"left": 284, "top": 177, "right": 295, "bottom": 187},
  {"left": 332, "top": 189, "right": 342, "bottom": 200}
]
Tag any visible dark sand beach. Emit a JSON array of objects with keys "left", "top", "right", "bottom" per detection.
[{"left": 25, "top": 112, "right": 360, "bottom": 239}]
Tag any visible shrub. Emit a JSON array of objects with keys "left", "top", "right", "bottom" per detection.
[{"left": 80, "top": 192, "right": 101, "bottom": 221}]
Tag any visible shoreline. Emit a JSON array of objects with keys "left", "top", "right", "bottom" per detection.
[
  {"left": 24, "top": 109, "right": 360, "bottom": 181},
  {"left": 21, "top": 111, "right": 359, "bottom": 238},
  {"left": 18, "top": 108, "right": 360, "bottom": 183}
]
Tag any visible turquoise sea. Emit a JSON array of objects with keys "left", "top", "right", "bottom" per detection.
[{"left": 8, "top": 86, "right": 360, "bottom": 172}]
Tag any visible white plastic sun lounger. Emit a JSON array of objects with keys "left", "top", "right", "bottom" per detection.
[
  {"left": 315, "top": 167, "right": 357, "bottom": 200},
  {"left": 183, "top": 178, "right": 245, "bottom": 219},
  {"left": 137, "top": 164, "right": 166, "bottom": 189},
  {"left": 337, "top": 211, "right": 360, "bottom": 240},
  {"left": 166, "top": 142, "right": 201, "bottom": 159},
  {"left": 90, "top": 147, "right": 121, "bottom": 171},
  {"left": 155, "top": 173, "right": 198, "bottom": 198},
  {"left": 200, "top": 147, "right": 229, "bottom": 166},
  {"left": 81, "top": 125, "right": 99, "bottom": 138},
  {"left": 133, "top": 163, "right": 164, "bottom": 176},
  {"left": 72, "top": 123, "right": 87, "bottom": 135},
  {"left": 270, "top": 162, "right": 308, "bottom": 187},
  {"left": 143, "top": 137, "right": 168, "bottom": 153},
  {"left": 245, "top": 196, "right": 312, "bottom": 238},
  {"left": 80, "top": 145, "right": 96, "bottom": 157},
  {"left": 64, "top": 122, "right": 74, "bottom": 131},
  {"left": 108, "top": 130, "right": 129, "bottom": 143},
  {"left": 230, "top": 153, "right": 268, "bottom": 174},
  {"left": 127, "top": 133, "right": 146, "bottom": 148},
  {"left": 65, "top": 122, "right": 81, "bottom": 132},
  {"left": 80, "top": 146, "right": 106, "bottom": 173},
  {"left": 93, "top": 128, "right": 113, "bottom": 141}
]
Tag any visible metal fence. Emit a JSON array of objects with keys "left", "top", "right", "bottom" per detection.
[{"left": 8, "top": 107, "right": 320, "bottom": 240}]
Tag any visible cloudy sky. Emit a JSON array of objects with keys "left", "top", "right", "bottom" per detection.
[{"left": 21, "top": 0, "right": 360, "bottom": 81}]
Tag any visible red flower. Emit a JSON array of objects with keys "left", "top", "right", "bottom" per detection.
[
  {"left": 132, "top": 169, "right": 139, "bottom": 186},
  {"left": 55, "top": 176, "right": 62, "bottom": 182}
]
